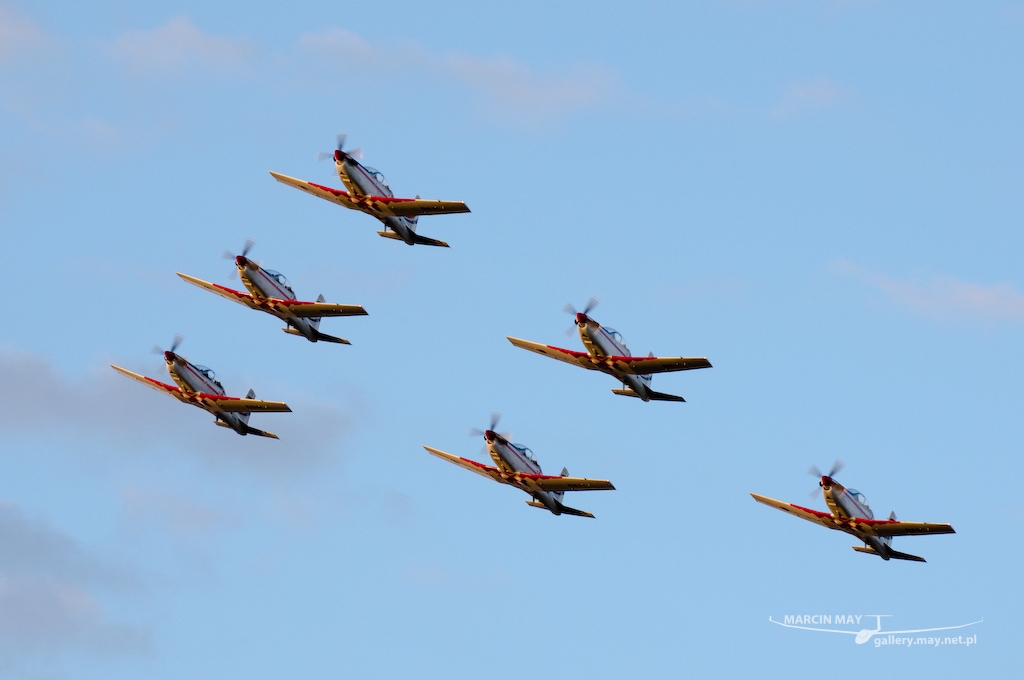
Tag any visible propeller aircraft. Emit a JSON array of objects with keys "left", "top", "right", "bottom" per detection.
[
  {"left": 751, "top": 461, "right": 955, "bottom": 562},
  {"left": 269, "top": 133, "right": 470, "bottom": 247},
  {"left": 177, "top": 239, "right": 367, "bottom": 344},
  {"left": 110, "top": 335, "right": 291, "bottom": 439},
  {"left": 424, "top": 414, "right": 615, "bottom": 518},
  {"left": 506, "top": 297, "right": 712, "bottom": 402}
]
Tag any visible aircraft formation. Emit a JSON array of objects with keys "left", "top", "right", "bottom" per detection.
[{"left": 111, "top": 132, "right": 956, "bottom": 560}]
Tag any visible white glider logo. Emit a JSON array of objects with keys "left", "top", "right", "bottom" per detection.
[{"left": 769, "top": 615, "right": 982, "bottom": 645}]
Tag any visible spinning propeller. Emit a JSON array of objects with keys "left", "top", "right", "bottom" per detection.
[
  {"left": 316, "top": 132, "right": 363, "bottom": 163},
  {"left": 221, "top": 238, "right": 256, "bottom": 279},
  {"left": 151, "top": 334, "right": 185, "bottom": 360},
  {"left": 563, "top": 296, "right": 600, "bottom": 337},
  {"left": 807, "top": 459, "right": 845, "bottom": 500},
  {"left": 469, "top": 412, "right": 512, "bottom": 442}
]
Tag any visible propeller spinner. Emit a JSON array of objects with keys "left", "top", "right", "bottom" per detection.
[
  {"left": 150, "top": 334, "right": 185, "bottom": 362},
  {"left": 221, "top": 238, "right": 256, "bottom": 279}
]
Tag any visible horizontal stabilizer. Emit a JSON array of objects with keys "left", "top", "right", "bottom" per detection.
[
  {"left": 611, "top": 388, "right": 686, "bottom": 402},
  {"left": 525, "top": 499, "right": 595, "bottom": 518},
  {"left": 213, "top": 419, "right": 280, "bottom": 439},
  {"left": 376, "top": 230, "right": 449, "bottom": 248},
  {"left": 852, "top": 544, "right": 926, "bottom": 563},
  {"left": 281, "top": 326, "right": 351, "bottom": 344}
]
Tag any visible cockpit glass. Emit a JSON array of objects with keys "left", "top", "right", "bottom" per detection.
[
  {"left": 195, "top": 365, "right": 216, "bottom": 381},
  {"left": 515, "top": 445, "right": 535, "bottom": 461},
  {"left": 849, "top": 489, "right": 872, "bottom": 516},
  {"left": 605, "top": 328, "right": 628, "bottom": 351},
  {"left": 365, "top": 167, "right": 390, "bottom": 188},
  {"left": 264, "top": 269, "right": 294, "bottom": 294}
]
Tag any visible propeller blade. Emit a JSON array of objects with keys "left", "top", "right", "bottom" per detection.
[
  {"left": 828, "top": 459, "right": 845, "bottom": 478},
  {"left": 335, "top": 132, "right": 347, "bottom": 151},
  {"left": 583, "top": 296, "right": 600, "bottom": 315},
  {"left": 807, "top": 464, "right": 822, "bottom": 478},
  {"left": 489, "top": 412, "right": 501, "bottom": 432},
  {"left": 347, "top": 147, "right": 364, "bottom": 159},
  {"left": 563, "top": 325, "right": 577, "bottom": 338},
  {"left": 170, "top": 334, "right": 184, "bottom": 353},
  {"left": 562, "top": 302, "right": 577, "bottom": 316},
  {"left": 807, "top": 488, "right": 821, "bottom": 502},
  {"left": 220, "top": 249, "right": 235, "bottom": 261},
  {"left": 241, "top": 238, "right": 256, "bottom": 258},
  {"left": 469, "top": 428, "right": 485, "bottom": 438},
  {"left": 316, "top": 151, "right": 334, "bottom": 162},
  {"left": 149, "top": 344, "right": 163, "bottom": 356},
  {"left": 497, "top": 431, "right": 513, "bottom": 441}
]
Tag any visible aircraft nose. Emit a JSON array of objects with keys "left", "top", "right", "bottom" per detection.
[
  {"left": 235, "top": 255, "right": 247, "bottom": 268},
  {"left": 575, "top": 313, "right": 587, "bottom": 325},
  {"left": 821, "top": 476, "right": 833, "bottom": 487},
  {"left": 484, "top": 430, "right": 495, "bottom": 442},
  {"left": 334, "top": 149, "right": 344, "bottom": 162},
  {"left": 164, "top": 351, "right": 175, "bottom": 363}
]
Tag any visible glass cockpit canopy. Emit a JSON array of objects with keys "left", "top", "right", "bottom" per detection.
[
  {"left": 194, "top": 365, "right": 216, "bottom": 382},
  {"left": 514, "top": 444, "right": 536, "bottom": 461},
  {"left": 848, "top": 489, "right": 873, "bottom": 518},
  {"left": 264, "top": 269, "right": 294, "bottom": 295},
  {"left": 365, "top": 166, "right": 390, "bottom": 187},
  {"left": 605, "top": 327, "right": 629, "bottom": 353}
]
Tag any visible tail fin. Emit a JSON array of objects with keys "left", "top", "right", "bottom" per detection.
[
  {"left": 309, "top": 294, "right": 325, "bottom": 331},
  {"left": 550, "top": 468, "right": 568, "bottom": 505},
  {"left": 239, "top": 390, "right": 255, "bottom": 425}
]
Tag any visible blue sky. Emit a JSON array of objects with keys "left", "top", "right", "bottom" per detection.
[{"left": 1, "top": 1, "right": 1022, "bottom": 678}]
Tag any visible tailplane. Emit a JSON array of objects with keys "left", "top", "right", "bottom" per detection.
[
  {"left": 281, "top": 326, "right": 351, "bottom": 344},
  {"left": 376, "top": 230, "right": 449, "bottom": 248},
  {"left": 611, "top": 388, "right": 685, "bottom": 402},
  {"left": 524, "top": 496, "right": 596, "bottom": 518},
  {"left": 852, "top": 544, "right": 926, "bottom": 563}
]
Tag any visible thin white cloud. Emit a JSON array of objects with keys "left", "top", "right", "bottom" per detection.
[
  {"left": 296, "top": 28, "right": 618, "bottom": 123},
  {"left": 771, "top": 77, "right": 851, "bottom": 120},
  {"left": 111, "top": 16, "right": 257, "bottom": 77},
  {"left": 834, "top": 260, "right": 1024, "bottom": 322},
  {"left": 0, "top": 503, "right": 147, "bottom": 661},
  {"left": 0, "top": 350, "right": 355, "bottom": 474},
  {"left": 0, "top": 4, "right": 57, "bottom": 65}
]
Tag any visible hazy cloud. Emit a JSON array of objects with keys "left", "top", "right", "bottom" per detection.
[
  {"left": 121, "top": 487, "right": 240, "bottom": 539},
  {"left": 0, "top": 4, "right": 56, "bottom": 65},
  {"left": 0, "top": 350, "right": 355, "bottom": 474},
  {"left": 771, "top": 77, "right": 851, "bottom": 119},
  {"left": 111, "top": 16, "right": 258, "bottom": 77},
  {"left": 297, "top": 28, "right": 618, "bottom": 123},
  {"left": 0, "top": 503, "right": 147, "bottom": 661},
  {"left": 835, "top": 260, "right": 1024, "bottom": 322}
]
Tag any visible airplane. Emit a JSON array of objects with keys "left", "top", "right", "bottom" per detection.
[
  {"left": 269, "top": 133, "right": 470, "bottom": 248},
  {"left": 177, "top": 239, "right": 367, "bottom": 344},
  {"left": 424, "top": 414, "right": 615, "bottom": 518},
  {"left": 506, "top": 297, "right": 712, "bottom": 402},
  {"left": 110, "top": 335, "right": 291, "bottom": 438},
  {"left": 750, "top": 461, "right": 955, "bottom": 562}
]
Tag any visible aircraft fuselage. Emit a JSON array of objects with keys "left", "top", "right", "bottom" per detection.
[
  {"left": 164, "top": 352, "right": 251, "bottom": 435},
  {"left": 335, "top": 154, "right": 419, "bottom": 245},
  {"left": 820, "top": 476, "right": 895, "bottom": 559},
  {"left": 575, "top": 313, "right": 655, "bottom": 400},
  {"left": 235, "top": 256, "right": 322, "bottom": 342},
  {"left": 484, "top": 431, "right": 564, "bottom": 515}
]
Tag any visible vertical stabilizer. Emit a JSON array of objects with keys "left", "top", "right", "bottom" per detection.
[{"left": 310, "top": 294, "right": 325, "bottom": 330}]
